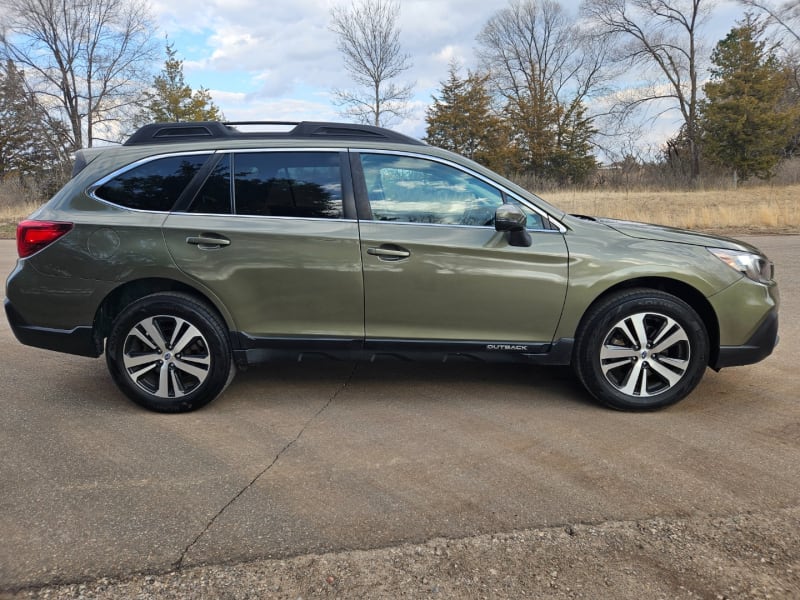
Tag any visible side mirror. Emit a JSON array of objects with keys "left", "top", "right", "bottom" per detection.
[{"left": 495, "top": 204, "right": 532, "bottom": 247}]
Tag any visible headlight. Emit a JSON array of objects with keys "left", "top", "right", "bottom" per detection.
[{"left": 708, "top": 248, "right": 774, "bottom": 284}]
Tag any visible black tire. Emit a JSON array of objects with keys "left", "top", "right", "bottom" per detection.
[
  {"left": 106, "top": 292, "right": 234, "bottom": 413},
  {"left": 574, "top": 289, "right": 709, "bottom": 410}
]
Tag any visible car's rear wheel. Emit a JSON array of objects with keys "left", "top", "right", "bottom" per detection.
[
  {"left": 106, "top": 293, "right": 234, "bottom": 412},
  {"left": 574, "top": 289, "right": 709, "bottom": 410}
]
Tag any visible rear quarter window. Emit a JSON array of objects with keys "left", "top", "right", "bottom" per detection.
[{"left": 93, "top": 154, "right": 210, "bottom": 211}]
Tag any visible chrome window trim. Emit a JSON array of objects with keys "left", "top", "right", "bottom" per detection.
[
  {"left": 90, "top": 148, "right": 348, "bottom": 215},
  {"left": 169, "top": 212, "right": 359, "bottom": 224},
  {"left": 353, "top": 148, "right": 568, "bottom": 233},
  {"left": 357, "top": 219, "right": 565, "bottom": 233}
]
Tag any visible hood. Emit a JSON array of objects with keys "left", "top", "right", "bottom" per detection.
[{"left": 588, "top": 216, "right": 759, "bottom": 253}]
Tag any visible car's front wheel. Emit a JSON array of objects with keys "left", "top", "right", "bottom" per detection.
[
  {"left": 106, "top": 293, "right": 234, "bottom": 412},
  {"left": 574, "top": 289, "right": 709, "bottom": 410}
]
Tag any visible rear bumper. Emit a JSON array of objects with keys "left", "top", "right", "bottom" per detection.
[
  {"left": 4, "top": 299, "right": 102, "bottom": 358},
  {"left": 712, "top": 308, "right": 778, "bottom": 370}
]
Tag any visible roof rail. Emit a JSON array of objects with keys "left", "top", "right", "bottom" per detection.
[{"left": 123, "top": 121, "right": 425, "bottom": 146}]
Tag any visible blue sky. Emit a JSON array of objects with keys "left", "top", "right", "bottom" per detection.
[{"left": 150, "top": 0, "right": 748, "bottom": 149}]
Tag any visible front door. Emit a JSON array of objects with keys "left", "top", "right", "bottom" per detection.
[{"left": 355, "top": 152, "right": 569, "bottom": 345}]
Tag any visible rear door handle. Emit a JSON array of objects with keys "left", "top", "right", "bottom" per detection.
[
  {"left": 186, "top": 234, "right": 231, "bottom": 249},
  {"left": 367, "top": 245, "right": 411, "bottom": 261}
]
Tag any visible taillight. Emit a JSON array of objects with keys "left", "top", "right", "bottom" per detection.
[{"left": 17, "top": 220, "right": 74, "bottom": 258}]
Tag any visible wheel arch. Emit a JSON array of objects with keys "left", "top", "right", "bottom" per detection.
[
  {"left": 94, "top": 278, "right": 232, "bottom": 345},
  {"left": 575, "top": 277, "right": 720, "bottom": 367}
]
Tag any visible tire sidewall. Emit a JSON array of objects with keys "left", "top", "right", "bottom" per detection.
[{"left": 106, "top": 294, "right": 232, "bottom": 413}]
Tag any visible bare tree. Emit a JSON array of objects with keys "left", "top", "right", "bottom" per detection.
[
  {"left": 740, "top": 0, "right": 800, "bottom": 45},
  {"left": 478, "top": 0, "right": 609, "bottom": 114},
  {"left": 0, "top": 0, "right": 157, "bottom": 150},
  {"left": 582, "top": 0, "right": 711, "bottom": 180},
  {"left": 477, "top": 0, "right": 611, "bottom": 181},
  {"left": 329, "top": 0, "right": 414, "bottom": 126}
]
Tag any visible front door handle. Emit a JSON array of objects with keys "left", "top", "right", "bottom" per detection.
[
  {"left": 186, "top": 234, "right": 231, "bottom": 249},
  {"left": 367, "top": 245, "right": 411, "bottom": 261}
]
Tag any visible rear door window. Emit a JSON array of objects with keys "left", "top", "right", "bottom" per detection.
[{"left": 233, "top": 152, "right": 343, "bottom": 219}]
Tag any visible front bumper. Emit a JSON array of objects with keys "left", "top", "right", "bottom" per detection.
[{"left": 711, "top": 308, "right": 778, "bottom": 370}]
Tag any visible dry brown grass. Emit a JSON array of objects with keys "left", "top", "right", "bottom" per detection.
[
  {"left": 546, "top": 184, "right": 800, "bottom": 233},
  {"left": 0, "top": 177, "right": 45, "bottom": 238},
  {"left": 0, "top": 202, "right": 38, "bottom": 239}
]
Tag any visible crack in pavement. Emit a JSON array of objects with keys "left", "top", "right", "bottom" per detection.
[{"left": 174, "top": 363, "right": 359, "bottom": 570}]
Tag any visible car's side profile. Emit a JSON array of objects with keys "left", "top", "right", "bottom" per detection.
[{"left": 5, "top": 121, "right": 779, "bottom": 412}]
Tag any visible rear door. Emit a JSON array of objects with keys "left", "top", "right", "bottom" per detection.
[
  {"left": 163, "top": 150, "right": 364, "bottom": 343},
  {"left": 354, "top": 151, "right": 569, "bottom": 346}
]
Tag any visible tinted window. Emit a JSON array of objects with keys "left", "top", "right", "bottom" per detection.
[
  {"left": 95, "top": 154, "right": 209, "bottom": 211},
  {"left": 190, "top": 158, "right": 232, "bottom": 214},
  {"left": 361, "top": 154, "right": 504, "bottom": 226},
  {"left": 234, "top": 152, "right": 343, "bottom": 219}
]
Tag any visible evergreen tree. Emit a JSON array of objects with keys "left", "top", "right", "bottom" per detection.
[
  {"left": 551, "top": 100, "right": 597, "bottom": 185},
  {"left": 701, "top": 19, "right": 797, "bottom": 182},
  {"left": 504, "top": 89, "right": 596, "bottom": 185},
  {"left": 783, "top": 55, "right": 800, "bottom": 157},
  {"left": 0, "top": 60, "right": 70, "bottom": 178},
  {"left": 424, "top": 64, "right": 510, "bottom": 172},
  {"left": 503, "top": 85, "right": 560, "bottom": 179},
  {"left": 141, "top": 43, "right": 223, "bottom": 123}
]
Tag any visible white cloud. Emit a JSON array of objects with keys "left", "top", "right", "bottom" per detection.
[
  {"left": 211, "top": 91, "right": 340, "bottom": 123},
  {"left": 151, "top": 1, "right": 494, "bottom": 95},
  {"left": 143, "top": 0, "right": 747, "bottom": 143}
]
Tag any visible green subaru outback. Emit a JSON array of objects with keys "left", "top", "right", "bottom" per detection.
[{"left": 4, "top": 121, "right": 779, "bottom": 412}]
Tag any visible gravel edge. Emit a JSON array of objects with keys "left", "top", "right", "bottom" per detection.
[{"left": 5, "top": 506, "right": 798, "bottom": 600}]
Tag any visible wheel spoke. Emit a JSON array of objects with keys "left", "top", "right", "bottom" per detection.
[
  {"left": 651, "top": 327, "right": 689, "bottom": 354},
  {"left": 129, "top": 327, "right": 158, "bottom": 351},
  {"left": 600, "top": 345, "right": 640, "bottom": 360},
  {"left": 619, "top": 360, "right": 646, "bottom": 396},
  {"left": 657, "top": 355, "right": 690, "bottom": 371},
  {"left": 140, "top": 318, "right": 168, "bottom": 352},
  {"left": 650, "top": 358, "right": 687, "bottom": 385},
  {"left": 170, "top": 320, "right": 203, "bottom": 354},
  {"left": 123, "top": 351, "right": 161, "bottom": 370},
  {"left": 173, "top": 358, "right": 209, "bottom": 380},
  {"left": 601, "top": 358, "right": 635, "bottom": 375},
  {"left": 638, "top": 365, "right": 649, "bottom": 396},
  {"left": 155, "top": 361, "right": 171, "bottom": 397},
  {"left": 629, "top": 313, "right": 650, "bottom": 349},
  {"left": 616, "top": 319, "right": 639, "bottom": 348},
  {"left": 129, "top": 361, "right": 158, "bottom": 383},
  {"left": 170, "top": 369, "right": 186, "bottom": 396}
]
